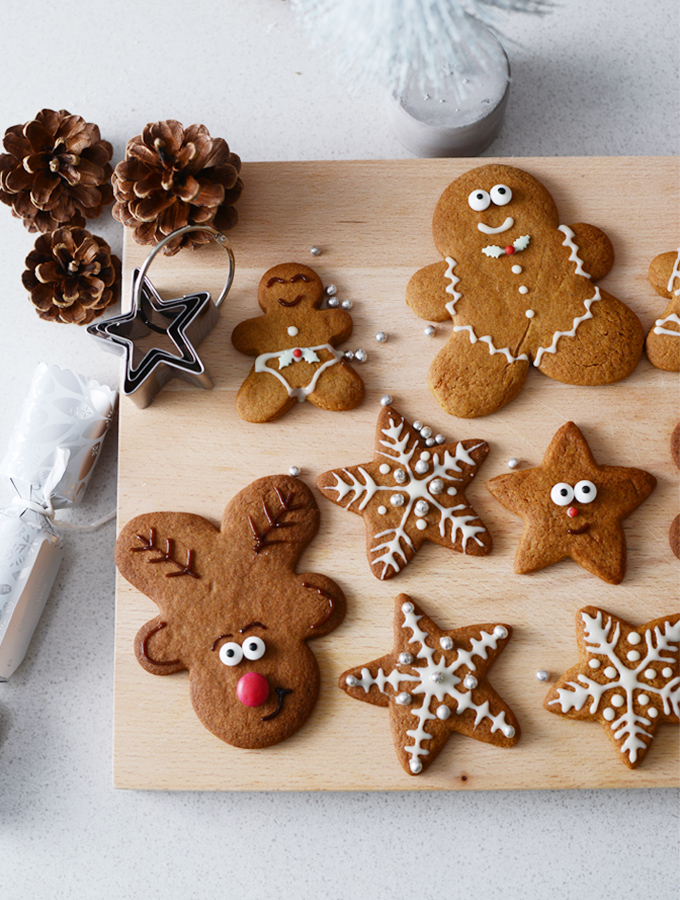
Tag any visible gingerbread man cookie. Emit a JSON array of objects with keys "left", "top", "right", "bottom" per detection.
[
  {"left": 231, "top": 263, "right": 365, "bottom": 422},
  {"left": 115, "top": 474, "right": 346, "bottom": 749},
  {"left": 406, "top": 164, "right": 644, "bottom": 417},
  {"left": 340, "top": 595, "right": 520, "bottom": 776},
  {"left": 545, "top": 606, "right": 680, "bottom": 768},
  {"left": 645, "top": 249, "right": 680, "bottom": 371},
  {"left": 487, "top": 422, "right": 656, "bottom": 584},
  {"left": 670, "top": 422, "right": 680, "bottom": 559}
]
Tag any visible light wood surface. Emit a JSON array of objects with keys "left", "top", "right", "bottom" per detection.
[{"left": 114, "top": 157, "right": 679, "bottom": 790}]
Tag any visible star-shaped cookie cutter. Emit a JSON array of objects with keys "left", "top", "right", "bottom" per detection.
[{"left": 87, "top": 225, "right": 235, "bottom": 408}]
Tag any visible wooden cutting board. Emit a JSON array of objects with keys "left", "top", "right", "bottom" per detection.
[{"left": 113, "top": 157, "right": 679, "bottom": 790}]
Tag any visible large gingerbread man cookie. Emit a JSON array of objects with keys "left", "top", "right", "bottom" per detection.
[
  {"left": 645, "top": 249, "right": 680, "bottom": 371},
  {"left": 232, "top": 262, "right": 365, "bottom": 422},
  {"left": 406, "top": 164, "right": 644, "bottom": 417}
]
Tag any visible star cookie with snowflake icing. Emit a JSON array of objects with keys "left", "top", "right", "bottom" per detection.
[
  {"left": 317, "top": 406, "right": 491, "bottom": 580},
  {"left": 486, "top": 421, "right": 656, "bottom": 584},
  {"left": 545, "top": 607, "right": 680, "bottom": 768},
  {"left": 340, "top": 596, "right": 520, "bottom": 776}
]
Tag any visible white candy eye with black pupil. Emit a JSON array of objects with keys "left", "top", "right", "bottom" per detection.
[
  {"left": 219, "top": 642, "right": 243, "bottom": 667},
  {"left": 550, "top": 483, "right": 574, "bottom": 506},
  {"left": 243, "top": 636, "right": 266, "bottom": 660},
  {"left": 468, "top": 189, "right": 491, "bottom": 212},
  {"left": 490, "top": 184, "right": 512, "bottom": 206},
  {"left": 574, "top": 480, "right": 597, "bottom": 503}
]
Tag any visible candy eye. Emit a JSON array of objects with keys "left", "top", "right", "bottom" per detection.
[
  {"left": 468, "top": 189, "right": 490, "bottom": 212},
  {"left": 242, "top": 636, "right": 266, "bottom": 661},
  {"left": 490, "top": 184, "right": 512, "bottom": 206},
  {"left": 574, "top": 480, "right": 597, "bottom": 503},
  {"left": 219, "top": 642, "right": 243, "bottom": 667},
  {"left": 550, "top": 483, "right": 574, "bottom": 506}
]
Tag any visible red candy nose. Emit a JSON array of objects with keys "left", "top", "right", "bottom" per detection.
[
  {"left": 505, "top": 245, "right": 515, "bottom": 255},
  {"left": 567, "top": 507, "right": 579, "bottom": 518},
  {"left": 292, "top": 348, "right": 302, "bottom": 359},
  {"left": 236, "top": 672, "right": 270, "bottom": 707}
]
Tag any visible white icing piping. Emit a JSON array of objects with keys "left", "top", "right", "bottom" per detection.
[
  {"left": 452, "top": 325, "right": 529, "bottom": 365},
  {"left": 548, "top": 609, "right": 680, "bottom": 764},
  {"left": 325, "top": 413, "right": 487, "bottom": 579},
  {"left": 558, "top": 225, "right": 591, "bottom": 278},
  {"left": 477, "top": 216, "right": 514, "bottom": 235},
  {"left": 533, "top": 285, "right": 602, "bottom": 367},
  {"left": 667, "top": 249, "right": 680, "bottom": 296},
  {"left": 254, "top": 343, "right": 344, "bottom": 401},
  {"left": 444, "top": 257, "right": 462, "bottom": 316},
  {"left": 351, "top": 603, "right": 513, "bottom": 773},
  {"left": 653, "top": 313, "right": 680, "bottom": 337}
]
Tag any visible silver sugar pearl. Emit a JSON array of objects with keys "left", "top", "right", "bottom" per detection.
[
  {"left": 412, "top": 421, "right": 423, "bottom": 432},
  {"left": 415, "top": 500, "right": 429, "bottom": 516},
  {"left": 503, "top": 725, "right": 516, "bottom": 739},
  {"left": 398, "top": 652, "right": 413, "bottom": 666},
  {"left": 429, "top": 478, "right": 444, "bottom": 495},
  {"left": 310, "top": 245, "right": 321, "bottom": 256},
  {"left": 415, "top": 459, "right": 429, "bottom": 475},
  {"left": 325, "top": 284, "right": 337, "bottom": 296},
  {"left": 390, "top": 493, "right": 405, "bottom": 507},
  {"left": 394, "top": 469, "right": 407, "bottom": 484},
  {"left": 435, "top": 434, "right": 445, "bottom": 444},
  {"left": 341, "top": 299, "right": 353, "bottom": 310},
  {"left": 440, "top": 636, "right": 454, "bottom": 650},
  {"left": 375, "top": 331, "right": 387, "bottom": 343},
  {"left": 396, "top": 692, "right": 412, "bottom": 705},
  {"left": 430, "top": 671, "right": 445, "bottom": 684},
  {"left": 507, "top": 457, "right": 519, "bottom": 469},
  {"left": 426, "top": 438, "right": 435, "bottom": 447},
  {"left": 380, "top": 394, "right": 393, "bottom": 406},
  {"left": 354, "top": 348, "right": 367, "bottom": 363},
  {"left": 345, "top": 675, "right": 358, "bottom": 687},
  {"left": 436, "top": 705, "right": 451, "bottom": 721},
  {"left": 424, "top": 325, "right": 436, "bottom": 337},
  {"left": 344, "top": 350, "right": 354, "bottom": 361},
  {"left": 409, "top": 759, "right": 423, "bottom": 774},
  {"left": 401, "top": 601, "right": 414, "bottom": 614},
  {"left": 536, "top": 670, "right": 550, "bottom": 682},
  {"left": 420, "top": 426, "right": 432, "bottom": 439},
  {"left": 327, "top": 297, "right": 340, "bottom": 308},
  {"left": 289, "top": 465, "right": 301, "bottom": 477},
  {"left": 464, "top": 674, "right": 478, "bottom": 690},
  {"left": 494, "top": 625, "right": 508, "bottom": 640}
]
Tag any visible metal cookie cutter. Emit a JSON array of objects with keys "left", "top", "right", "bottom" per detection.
[{"left": 87, "top": 225, "right": 235, "bottom": 409}]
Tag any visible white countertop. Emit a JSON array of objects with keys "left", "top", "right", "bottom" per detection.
[{"left": 1, "top": 1, "right": 678, "bottom": 897}]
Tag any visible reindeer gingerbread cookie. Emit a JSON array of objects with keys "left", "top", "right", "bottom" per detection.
[
  {"left": 406, "top": 164, "right": 644, "bottom": 417},
  {"left": 115, "top": 474, "right": 346, "bottom": 749},
  {"left": 231, "top": 263, "right": 365, "bottom": 422},
  {"left": 645, "top": 249, "right": 680, "bottom": 371}
]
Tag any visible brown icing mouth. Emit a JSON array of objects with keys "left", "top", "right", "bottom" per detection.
[
  {"left": 567, "top": 523, "right": 590, "bottom": 535},
  {"left": 278, "top": 296, "right": 303, "bottom": 307},
  {"left": 261, "top": 686, "right": 293, "bottom": 721}
]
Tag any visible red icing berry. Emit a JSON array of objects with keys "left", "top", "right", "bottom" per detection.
[
  {"left": 505, "top": 245, "right": 515, "bottom": 255},
  {"left": 236, "top": 671, "right": 270, "bottom": 707},
  {"left": 567, "top": 507, "right": 579, "bottom": 518},
  {"left": 293, "top": 348, "right": 303, "bottom": 359}
]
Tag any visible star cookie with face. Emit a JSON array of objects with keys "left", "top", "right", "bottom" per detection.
[
  {"left": 545, "top": 606, "right": 680, "bottom": 768},
  {"left": 406, "top": 164, "right": 644, "bottom": 417},
  {"left": 340, "top": 595, "right": 520, "bottom": 776},
  {"left": 231, "top": 262, "right": 365, "bottom": 422},
  {"left": 645, "top": 248, "right": 680, "bottom": 371},
  {"left": 486, "top": 422, "right": 656, "bottom": 584},
  {"left": 317, "top": 406, "right": 492, "bottom": 580}
]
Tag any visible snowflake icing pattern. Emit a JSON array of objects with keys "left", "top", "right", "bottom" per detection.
[
  {"left": 317, "top": 406, "right": 491, "bottom": 579},
  {"left": 340, "top": 596, "right": 520, "bottom": 775},
  {"left": 546, "top": 607, "right": 680, "bottom": 768}
]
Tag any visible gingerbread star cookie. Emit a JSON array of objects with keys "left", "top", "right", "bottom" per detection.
[
  {"left": 486, "top": 422, "right": 656, "bottom": 584},
  {"left": 231, "top": 262, "right": 364, "bottom": 422},
  {"left": 406, "top": 163, "right": 643, "bottom": 417},
  {"left": 340, "top": 595, "right": 520, "bottom": 776},
  {"left": 316, "top": 405, "right": 492, "bottom": 580},
  {"left": 545, "top": 606, "right": 680, "bottom": 768},
  {"left": 645, "top": 249, "right": 680, "bottom": 371}
]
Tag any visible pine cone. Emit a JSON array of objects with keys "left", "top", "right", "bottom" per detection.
[
  {"left": 22, "top": 227, "right": 121, "bottom": 325},
  {"left": 111, "top": 119, "right": 243, "bottom": 255},
  {"left": 0, "top": 109, "right": 113, "bottom": 233}
]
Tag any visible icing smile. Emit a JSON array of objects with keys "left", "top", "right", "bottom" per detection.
[
  {"left": 567, "top": 522, "right": 590, "bottom": 535},
  {"left": 261, "top": 686, "right": 293, "bottom": 721},
  {"left": 477, "top": 216, "right": 514, "bottom": 235},
  {"left": 278, "top": 295, "right": 304, "bottom": 307}
]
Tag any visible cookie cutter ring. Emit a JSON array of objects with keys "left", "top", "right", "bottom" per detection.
[{"left": 87, "top": 224, "right": 236, "bottom": 409}]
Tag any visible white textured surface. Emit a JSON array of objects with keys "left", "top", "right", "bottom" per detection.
[{"left": 0, "top": 1, "right": 678, "bottom": 898}]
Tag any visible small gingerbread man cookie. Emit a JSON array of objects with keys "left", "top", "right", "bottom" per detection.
[
  {"left": 231, "top": 263, "right": 365, "bottom": 422},
  {"left": 645, "top": 249, "right": 680, "bottom": 371},
  {"left": 406, "top": 164, "right": 644, "bottom": 417}
]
